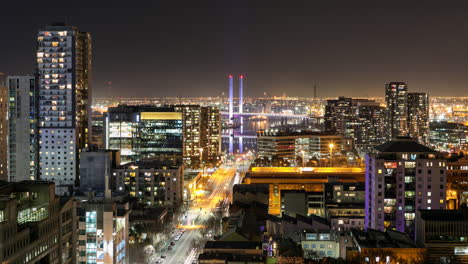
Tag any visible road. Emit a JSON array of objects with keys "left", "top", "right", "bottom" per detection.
[{"left": 152, "top": 164, "right": 244, "bottom": 264}]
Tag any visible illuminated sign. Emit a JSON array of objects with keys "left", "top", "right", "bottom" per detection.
[
  {"left": 140, "top": 112, "right": 182, "bottom": 120},
  {"left": 384, "top": 162, "right": 397, "bottom": 169},
  {"left": 455, "top": 247, "right": 468, "bottom": 255}
]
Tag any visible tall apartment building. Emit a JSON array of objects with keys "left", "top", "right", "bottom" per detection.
[
  {"left": 324, "top": 97, "right": 386, "bottom": 154},
  {"left": 407, "top": 92, "right": 429, "bottom": 145},
  {"left": 385, "top": 83, "right": 430, "bottom": 145},
  {"left": 105, "top": 105, "right": 221, "bottom": 166},
  {"left": 77, "top": 201, "right": 129, "bottom": 264},
  {"left": 385, "top": 82, "right": 408, "bottom": 139},
  {"left": 365, "top": 137, "right": 446, "bottom": 239},
  {"left": 7, "top": 75, "right": 39, "bottom": 182},
  {"left": 353, "top": 101, "right": 387, "bottom": 153},
  {"left": 36, "top": 24, "right": 92, "bottom": 193},
  {"left": 176, "top": 105, "right": 221, "bottom": 167},
  {"left": 0, "top": 181, "right": 77, "bottom": 264},
  {"left": 0, "top": 73, "right": 7, "bottom": 180}
]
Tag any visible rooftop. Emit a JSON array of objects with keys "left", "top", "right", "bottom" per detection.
[
  {"left": 268, "top": 213, "right": 330, "bottom": 228},
  {"left": 419, "top": 208, "right": 468, "bottom": 221},
  {"left": 118, "top": 159, "right": 181, "bottom": 169},
  {"left": 257, "top": 130, "right": 339, "bottom": 138},
  {"left": 233, "top": 184, "right": 269, "bottom": 194},
  {"left": 204, "top": 241, "right": 262, "bottom": 250},
  {"left": 198, "top": 252, "right": 265, "bottom": 261},
  {"left": 250, "top": 167, "right": 364, "bottom": 174},
  {"left": 374, "top": 137, "right": 436, "bottom": 153},
  {"left": 108, "top": 104, "right": 176, "bottom": 113},
  {"left": 352, "top": 229, "right": 418, "bottom": 249}
]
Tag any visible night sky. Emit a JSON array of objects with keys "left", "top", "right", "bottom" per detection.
[{"left": 1, "top": 1, "right": 468, "bottom": 98}]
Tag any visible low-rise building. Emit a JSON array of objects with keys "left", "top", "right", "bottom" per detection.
[
  {"left": 242, "top": 167, "right": 364, "bottom": 216},
  {"left": 348, "top": 229, "right": 426, "bottom": 264},
  {"left": 301, "top": 231, "right": 340, "bottom": 259},
  {"left": 416, "top": 209, "right": 468, "bottom": 264},
  {"left": 266, "top": 214, "right": 330, "bottom": 242},
  {"left": 0, "top": 181, "right": 77, "bottom": 264},
  {"left": 202, "top": 241, "right": 263, "bottom": 255},
  {"left": 327, "top": 205, "right": 365, "bottom": 231},
  {"left": 198, "top": 252, "right": 266, "bottom": 264},
  {"left": 446, "top": 156, "right": 468, "bottom": 209},
  {"left": 232, "top": 184, "right": 269, "bottom": 206},
  {"left": 281, "top": 190, "right": 325, "bottom": 217},
  {"left": 324, "top": 182, "right": 365, "bottom": 231}
]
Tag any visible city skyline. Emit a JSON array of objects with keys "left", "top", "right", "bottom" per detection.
[
  {"left": 1, "top": 4, "right": 468, "bottom": 264},
  {"left": 1, "top": 1, "right": 468, "bottom": 98}
]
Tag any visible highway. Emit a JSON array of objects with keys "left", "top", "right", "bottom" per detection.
[{"left": 151, "top": 164, "right": 244, "bottom": 264}]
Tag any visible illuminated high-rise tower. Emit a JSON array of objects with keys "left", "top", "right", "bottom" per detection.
[
  {"left": 36, "top": 23, "right": 92, "bottom": 194},
  {"left": 407, "top": 92, "right": 429, "bottom": 145},
  {"left": 385, "top": 82, "right": 408, "bottom": 140}
]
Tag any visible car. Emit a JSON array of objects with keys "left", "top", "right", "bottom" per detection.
[
  {"left": 174, "top": 236, "right": 180, "bottom": 241},
  {"left": 160, "top": 255, "right": 166, "bottom": 259},
  {"left": 168, "top": 246, "right": 173, "bottom": 250},
  {"left": 155, "top": 259, "right": 163, "bottom": 264},
  {"left": 170, "top": 242, "right": 175, "bottom": 246}
]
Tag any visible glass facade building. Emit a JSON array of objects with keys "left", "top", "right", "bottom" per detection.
[
  {"left": 105, "top": 106, "right": 182, "bottom": 164},
  {"left": 137, "top": 112, "right": 183, "bottom": 158},
  {"left": 105, "top": 105, "right": 220, "bottom": 166}
]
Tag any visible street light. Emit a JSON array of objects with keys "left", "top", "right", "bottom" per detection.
[
  {"left": 300, "top": 150, "right": 305, "bottom": 167},
  {"left": 329, "top": 143, "right": 335, "bottom": 167}
]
